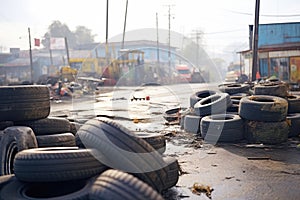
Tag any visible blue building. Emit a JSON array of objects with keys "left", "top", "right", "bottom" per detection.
[{"left": 240, "top": 22, "right": 300, "bottom": 83}]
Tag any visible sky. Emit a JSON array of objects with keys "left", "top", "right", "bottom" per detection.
[{"left": 1, "top": 0, "right": 300, "bottom": 60}]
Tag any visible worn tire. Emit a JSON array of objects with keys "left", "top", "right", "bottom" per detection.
[
  {"left": 183, "top": 114, "right": 202, "bottom": 134},
  {"left": 201, "top": 114, "right": 244, "bottom": 143},
  {"left": 89, "top": 169, "right": 164, "bottom": 200},
  {"left": 14, "top": 147, "right": 107, "bottom": 182},
  {"left": 287, "top": 95, "right": 300, "bottom": 113},
  {"left": 194, "top": 93, "right": 232, "bottom": 117},
  {"left": 0, "top": 85, "right": 50, "bottom": 121},
  {"left": 218, "top": 83, "right": 250, "bottom": 95},
  {"left": 162, "top": 157, "right": 179, "bottom": 190},
  {"left": 0, "top": 176, "right": 93, "bottom": 200},
  {"left": 36, "top": 133, "right": 76, "bottom": 147},
  {"left": 190, "top": 90, "right": 218, "bottom": 108},
  {"left": 15, "top": 117, "right": 71, "bottom": 135},
  {"left": 245, "top": 120, "right": 289, "bottom": 144},
  {"left": 287, "top": 113, "right": 300, "bottom": 137},
  {"left": 254, "top": 83, "right": 288, "bottom": 97},
  {"left": 135, "top": 133, "right": 166, "bottom": 154},
  {"left": 0, "top": 126, "right": 38, "bottom": 175},
  {"left": 76, "top": 117, "right": 167, "bottom": 193},
  {"left": 70, "top": 122, "right": 82, "bottom": 135},
  {"left": 239, "top": 95, "right": 288, "bottom": 122},
  {"left": 163, "top": 107, "right": 181, "bottom": 122}
]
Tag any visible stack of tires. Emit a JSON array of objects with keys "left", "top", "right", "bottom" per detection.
[
  {"left": 183, "top": 89, "right": 233, "bottom": 138},
  {"left": 198, "top": 83, "right": 251, "bottom": 143},
  {"left": 0, "top": 85, "right": 179, "bottom": 199},
  {"left": 239, "top": 81, "right": 291, "bottom": 144},
  {"left": 286, "top": 94, "right": 300, "bottom": 138}
]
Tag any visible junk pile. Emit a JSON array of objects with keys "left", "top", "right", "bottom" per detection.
[
  {"left": 0, "top": 85, "right": 179, "bottom": 199},
  {"left": 165, "top": 81, "right": 300, "bottom": 144}
]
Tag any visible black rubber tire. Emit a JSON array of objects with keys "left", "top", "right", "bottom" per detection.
[
  {"left": 287, "top": 95, "right": 300, "bottom": 114},
  {"left": 254, "top": 83, "right": 288, "bottom": 97},
  {"left": 190, "top": 90, "right": 218, "bottom": 108},
  {"left": 0, "top": 85, "right": 50, "bottom": 121},
  {"left": 76, "top": 117, "right": 167, "bottom": 193},
  {"left": 89, "top": 169, "right": 164, "bottom": 200},
  {"left": 135, "top": 133, "right": 166, "bottom": 154},
  {"left": 239, "top": 95, "right": 288, "bottom": 122},
  {"left": 70, "top": 122, "right": 82, "bottom": 135},
  {"left": 36, "top": 133, "right": 76, "bottom": 147},
  {"left": 245, "top": 120, "right": 289, "bottom": 144},
  {"left": 0, "top": 126, "right": 38, "bottom": 175},
  {"left": 163, "top": 107, "right": 181, "bottom": 122},
  {"left": 183, "top": 114, "right": 202, "bottom": 134},
  {"left": 226, "top": 103, "right": 239, "bottom": 113},
  {"left": 194, "top": 93, "right": 232, "bottom": 117},
  {"left": 0, "top": 176, "right": 93, "bottom": 200},
  {"left": 13, "top": 147, "right": 107, "bottom": 182},
  {"left": 15, "top": 117, "right": 71, "bottom": 136},
  {"left": 286, "top": 113, "right": 300, "bottom": 137},
  {"left": 218, "top": 83, "right": 250, "bottom": 95},
  {"left": 162, "top": 157, "right": 179, "bottom": 190},
  {"left": 200, "top": 114, "right": 244, "bottom": 143}
]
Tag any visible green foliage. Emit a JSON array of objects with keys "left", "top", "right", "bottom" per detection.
[{"left": 41, "top": 21, "right": 95, "bottom": 49}]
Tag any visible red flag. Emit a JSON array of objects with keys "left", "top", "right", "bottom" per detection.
[{"left": 34, "top": 38, "right": 40, "bottom": 47}]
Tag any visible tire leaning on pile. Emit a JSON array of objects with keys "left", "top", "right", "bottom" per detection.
[
  {"left": 76, "top": 117, "right": 168, "bottom": 193},
  {"left": 0, "top": 85, "right": 50, "bottom": 121}
]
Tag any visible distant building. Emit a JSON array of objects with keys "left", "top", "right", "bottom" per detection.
[{"left": 240, "top": 22, "right": 300, "bottom": 83}]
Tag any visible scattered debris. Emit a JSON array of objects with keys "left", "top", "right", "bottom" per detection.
[
  {"left": 178, "top": 164, "right": 189, "bottom": 175},
  {"left": 247, "top": 157, "right": 270, "bottom": 160},
  {"left": 211, "top": 164, "right": 218, "bottom": 167},
  {"left": 191, "top": 183, "right": 214, "bottom": 199},
  {"left": 224, "top": 176, "right": 235, "bottom": 180}
]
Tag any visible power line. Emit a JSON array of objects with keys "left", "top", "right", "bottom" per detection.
[{"left": 226, "top": 9, "right": 300, "bottom": 17}]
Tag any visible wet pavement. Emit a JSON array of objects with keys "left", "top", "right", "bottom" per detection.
[{"left": 50, "top": 83, "right": 300, "bottom": 200}]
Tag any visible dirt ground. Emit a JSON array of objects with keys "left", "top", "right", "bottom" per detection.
[{"left": 50, "top": 84, "right": 300, "bottom": 200}]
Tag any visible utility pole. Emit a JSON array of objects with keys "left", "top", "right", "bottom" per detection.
[
  {"left": 105, "top": 0, "right": 109, "bottom": 64},
  {"left": 122, "top": 0, "right": 128, "bottom": 49},
  {"left": 164, "top": 4, "right": 174, "bottom": 76},
  {"left": 252, "top": 0, "right": 260, "bottom": 81},
  {"left": 64, "top": 37, "right": 70, "bottom": 66},
  {"left": 28, "top": 27, "right": 33, "bottom": 83},
  {"left": 156, "top": 12, "right": 160, "bottom": 65},
  {"left": 191, "top": 29, "right": 202, "bottom": 68}
]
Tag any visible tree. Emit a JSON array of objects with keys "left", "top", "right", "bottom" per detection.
[
  {"left": 41, "top": 21, "right": 95, "bottom": 49},
  {"left": 75, "top": 26, "right": 95, "bottom": 45}
]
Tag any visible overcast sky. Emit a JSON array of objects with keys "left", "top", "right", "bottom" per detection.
[{"left": 1, "top": 0, "right": 300, "bottom": 56}]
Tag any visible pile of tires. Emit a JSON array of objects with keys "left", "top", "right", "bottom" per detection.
[
  {"left": 239, "top": 95, "right": 289, "bottom": 144},
  {"left": 183, "top": 82, "right": 298, "bottom": 144},
  {"left": 0, "top": 85, "right": 179, "bottom": 199}
]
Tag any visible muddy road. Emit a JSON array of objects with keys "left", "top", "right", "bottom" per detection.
[{"left": 50, "top": 83, "right": 300, "bottom": 200}]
